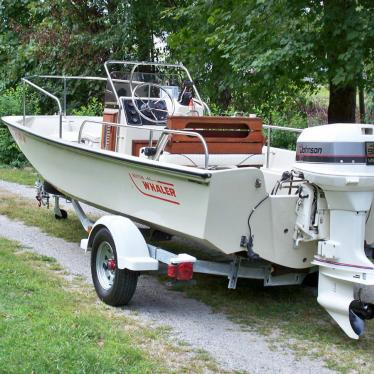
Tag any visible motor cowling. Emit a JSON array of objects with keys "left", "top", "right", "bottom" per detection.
[{"left": 296, "top": 123, "right": 374, "bottom": 167}]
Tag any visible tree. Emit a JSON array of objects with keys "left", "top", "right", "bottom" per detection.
[
  {"left": 321, "top": 0, "right": 373, "bottom": 123},
  {"left": 167, "top": 0, "right": 374, "bottom": 123},
  {"left": 165, "top": 0, "right": 237, "bottom": 110},
  {"left": 2, "top": 0, "right": 373, "bottom": 122},
  {"left": 0, "top": 0, "right": 174, "bottom": 106}
]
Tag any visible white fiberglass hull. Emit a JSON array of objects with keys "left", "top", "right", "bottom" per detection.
[{"left": 2, "top": 115, "right": 315, "bottom": 269}]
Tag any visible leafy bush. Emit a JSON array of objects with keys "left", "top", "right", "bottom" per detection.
[
  {"left": 366, "top": 91, "right": 374, "bottom": 124},
  {"left": 71, "top": 97, "right": 103, "bottom": 116},
  {"left": 0, "top": 90, "right": 103, "bottom": 168},
  {"left": 0, "top": 86, "right": 41, "bottom": 167},
  {"left": 301, "top": 90, "right": 328, "bottom": 127},
  {"left": 268, "top": 111, "right": 307, "bottom": 150}
]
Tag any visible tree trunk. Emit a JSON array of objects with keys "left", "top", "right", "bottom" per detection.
[
  {"left": 218, "top": 88, "right": 232, "bottom": 111},
  {"left": 328, "top": 82, "right": 356, "bottom": 123},
  {"left": 359, "top": 85, "right": 365, "bottom": 123}
]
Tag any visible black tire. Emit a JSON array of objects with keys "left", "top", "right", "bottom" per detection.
[
  {"left": 55, "top": 209, "right": 68, "bottom": 220},
  {"left": 91, "top": 227, "right": 138, "bottom": 306},
  {"left": 302, "top": 271, "right": 318, "bottom": 288}
]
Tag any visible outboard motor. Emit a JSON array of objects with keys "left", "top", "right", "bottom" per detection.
[{"left": 293, "top": 123, "right": 374, "bottom": 339}]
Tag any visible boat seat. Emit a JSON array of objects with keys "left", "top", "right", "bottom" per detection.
[
  {"left": 165, "top": 116, "right": 266, "bottom": 155},
  {"left": 50, "top": 116, "right": 102, "bottom": 146},
  {"left": 138, "top": 147, "right": 265, "bottom": 168},
  {"left": 137, "top": 116, "right": 266, "bottom": 168},
  {"left": 156, "top": 151, "right": 265, "bottom": 168}
]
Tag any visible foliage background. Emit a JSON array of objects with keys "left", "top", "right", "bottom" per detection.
[
  {"left": 0, "top": 0, "right": 373, "bottom": 164},
  {"left": 0, "top": 86, "right": 40, "bottom": 166}
]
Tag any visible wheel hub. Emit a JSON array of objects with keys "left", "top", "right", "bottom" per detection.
[
  {"left": 107, "top": 258, "right": 116, "bottom": 271},
  {"left": 96, "top": 241, "right": 116, "bottom": 290}
]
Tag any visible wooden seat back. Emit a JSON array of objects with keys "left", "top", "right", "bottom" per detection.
[
  {"left": 101, "top": 108, "right": 118, "bottom": 151},
  {"left": 165, "top": 116, "right": 265, "bottom": 154}
]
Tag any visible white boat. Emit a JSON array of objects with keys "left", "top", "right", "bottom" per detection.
[{"left": 2, "top": 61, "right": 374, "bottom": 339}]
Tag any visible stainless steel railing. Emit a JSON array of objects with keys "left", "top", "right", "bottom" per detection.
[
  {"left": 22, "top": 62, "right": 212, "bottom": 132},
  {"left": 33, "top": 75, "right": 107, "bottom": 116},
  {"left": 263, "top": 124, "right": 303, "bottom": 168},
  {"left": 25, "top": 74, "right": 150, "bottom": 116},
  {"left": 22, "top": 74, "right": 111, "bottom": 138},
  {"left": 22, "top": 78, "right": 64, "bottom": 138},
  {"left": 104, "top": 60, "right": 211, "bottom": 116},
  {"left": 78, "top": 120, "right": 210, "bottom": 169}
]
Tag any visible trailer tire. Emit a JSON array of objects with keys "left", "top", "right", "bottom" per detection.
[
  {"left": 91, "top": 227, "right": 138, "bottom": 306},
  {"left": 55, "top": 209, "right": 68, "bottom": 220}
]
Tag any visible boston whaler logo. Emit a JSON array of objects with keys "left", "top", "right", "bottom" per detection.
[{"left": 129, "top": 172, "right": 180, "bottom": 205}]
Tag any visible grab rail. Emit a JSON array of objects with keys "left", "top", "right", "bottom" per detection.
[
  {"left": 22, "top": 78, "right": 64, "bottom": 138},
  {"left": 104, "top": 60, "right": 211, "bottom": 116},
  {"left": 20, "top": 71, "right": 211, "bottom": 144},
  {"left": 78, "top": 120, "right": 210, "bottom": 169},
  {"left": 263, "top": 124, "right": 303, "bottom": 168},
  {"left": 24, "top": 75, "right": 146, "bottom": 116}
]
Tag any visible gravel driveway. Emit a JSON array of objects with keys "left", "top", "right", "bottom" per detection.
[{"left": 0, "top": 179, "right": 335, "bottom": 373}]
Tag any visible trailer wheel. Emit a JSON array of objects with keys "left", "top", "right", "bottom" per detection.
[
  {"left": 55, "top": 209, "right": 68, "bottom": 220},
  {"left": 91, "top": 227, "right": 138, "bottom": 306}
]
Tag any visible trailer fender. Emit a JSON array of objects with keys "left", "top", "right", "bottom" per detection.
[{"left": 88, "top": 216, "right": 158, "bottom": 271}]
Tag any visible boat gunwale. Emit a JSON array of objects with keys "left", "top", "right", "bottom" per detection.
[{"left": 1, "top": 116, "right": 213, "bottom": 180}]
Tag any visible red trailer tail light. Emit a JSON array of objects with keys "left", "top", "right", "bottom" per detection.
[
  {"left": 167, "top": 263, "right": 177, "bottom": 278},
  {"left": 176, "top": 262, "right": 193, "bottom": 281},
  {"left": 167, "top": 262, "right": 194, "bottom": 281}
]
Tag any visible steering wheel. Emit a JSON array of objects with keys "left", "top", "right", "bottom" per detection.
[{"left": 131, "top": 82, "right": 175, "bottom": 124}]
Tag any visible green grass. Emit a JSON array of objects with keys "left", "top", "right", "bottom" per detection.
[
  {"left": 0, "top": 190, "right": 88, "bottom": 242},
  {"left": 0, "top": 191, "right": 224, "bottom": 373},
  {"left": 0, "top": 238, "right": 163, "bottom": 373},
  {"left": 0, "top": 238, "right": 224, "bottom": 374},
  {"left": 0, "top": 166, "right": 38, "bottom": 186}
]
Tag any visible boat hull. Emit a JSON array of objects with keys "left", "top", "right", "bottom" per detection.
[{"left": 3, "top": 116, "right": 315, "bottom": 268}]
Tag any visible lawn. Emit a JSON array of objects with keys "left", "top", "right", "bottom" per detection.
[
  {"left": 0, "top": 238, "right": 163, "bottom": 373},
  {"left": 0, "top": 190, "right": 88, "bottom": 243},
  {"left": 0, "top": 166, "right": 38, "bottom": 186},
  {"left": 0, "top": 238, "right": 222, "bottom": 373}
]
